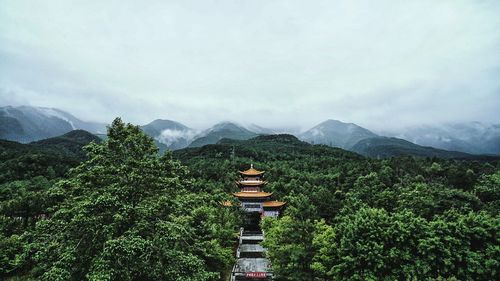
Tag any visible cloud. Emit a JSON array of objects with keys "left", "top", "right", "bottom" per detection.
[
  {"left": 1, "top": 0, "right": 499, "bottom": 130},
  {"left": 156, "top": 128, "right": 199, "bottom": 146}
]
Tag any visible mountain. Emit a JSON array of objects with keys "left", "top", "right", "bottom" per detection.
[
  {"left": 299, "top": 119, "right": 377, "bottom": 149},
  {"left": 140, "top": 119, "right": 196, "bottom": 151},
  {"left": 188, "top": 122, "right": 258, "bottom": 148},
  {"left": 0, "top": 130, "right": 100, "bottom": 183},
  {"left": 141, "top": 119, "right": 187, "bottom": 134},
  {"left": 30, "top": 130, "right": 102, "bottom": 159},
  {"left": 385, "top": 122, "right": 500, "bottom": 155},
  {"left": 2, "top": 106, "right": 497, "bottom": 155},
  {"left": 244, "top": 124, "right": 279, "bottom": 135},
  {"left": 350, "top": 136, "right": 476, "bottom": 159},
  {"left": 219, "top": 134, "right": 310, "bottom": 147},
  {"left": 0, "top": 105, "right": 107, "bottom": 143},
  {"left": 175, "top": 134, "right": 361, "bottom": 163}
]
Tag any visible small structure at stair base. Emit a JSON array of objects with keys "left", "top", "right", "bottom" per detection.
[
  {"left": 232, "top": 258, "right": 272, "bottom": 280},
  {"left": 231, "top": 228, "right": 273, "bottom": 281}
]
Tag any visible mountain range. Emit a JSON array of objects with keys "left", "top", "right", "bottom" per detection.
[
  {"left": 0, "top": 105, "right": 106, "bottom": 143},
  {"left": 1, "top": 105, "right": 499, "bottom": 158},
  {"left": 383, "top": 123, "right": 500, "bottom": 155},
  {"left": 350, "top": 137, "right": 471, "bottom": 159}
]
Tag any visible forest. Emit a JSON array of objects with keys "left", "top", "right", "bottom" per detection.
[{"left": 1, "top": 118, "right": 499, "bottom": 280}]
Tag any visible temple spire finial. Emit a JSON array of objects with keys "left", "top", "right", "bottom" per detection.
[{"left": 251, "top": 163, "right": 253, "bottom": 168}]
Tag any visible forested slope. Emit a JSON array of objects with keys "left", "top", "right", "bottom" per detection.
[
  {"left": 1, "top": 127, "right": 498, "bottom": 280},
  {"left": 0, "top": 119, "right": 240, "bottom": 281},
  {"left": 175, "top": 134, "right": 500, "bottom": 281}
]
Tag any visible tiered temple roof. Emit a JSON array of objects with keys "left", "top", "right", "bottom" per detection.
[
  {"left": 239, "top": 164, "right": 265, "bottom": 176},
  {"left": 228, "top": 164, "right": 286, "bottom": 217}
]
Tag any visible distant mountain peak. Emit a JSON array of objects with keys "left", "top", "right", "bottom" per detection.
[
  {"left": 299, "top": 119, "right": 377, "bottom": 149},
  {"left": 323, "top": 119, "right": 349, "bottom": 124},
  {"left": 245, "top": 124, "right": 280, "bottom": 135},
  {"left": 210, "top": 121, "right": 245, "bottom": 130},
  {"left": 140, "top": 119, "right": 194, "bottom": 151},
  {"left": 147, "top": 119, "right": 188, "bottom": 128},
  {"left": 188, "top": 121, "right": 258, "bottom": 148},
  {"left": 0, "top": 105, "right": 107, "bottom": 143}
]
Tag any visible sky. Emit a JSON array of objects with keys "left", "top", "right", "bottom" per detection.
[{"left": 1, "top": 0, "right": 499, "bottom": 131}]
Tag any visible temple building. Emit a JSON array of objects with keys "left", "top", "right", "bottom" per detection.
[
  {"left": 229, "top": 165, "right": 282, "bottom": 280},
  {"left": 231, "top": 164, "right": 286, "bottom": 218}
]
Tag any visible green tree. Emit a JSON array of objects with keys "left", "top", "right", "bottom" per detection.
[
  {"left": 261, "top": 194, "right": 317, "bottom": 281},
  {"left": 312, "top": 208, "right": 430, "bottom": 280},
  {"left": 473, "top": 171, "right": 500, "bottom": 214},
  {"left": 23, "top": 118, "right": 236, "bottom": 281}
]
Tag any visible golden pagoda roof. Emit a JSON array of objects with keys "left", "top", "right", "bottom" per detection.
[
  {"left": 236, "top": 180, "right": 268, "bottom": 186},
  {"left": 263, "top": 201, "right": 286, "bottom": 208},
  {"left": 239, "top": 164, "right": 265, "bottom": 176},
  {"left": 233, "top": 191, "right": 273, "bottom": 198}
]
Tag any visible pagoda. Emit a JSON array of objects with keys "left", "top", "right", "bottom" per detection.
[{"left": 232, "top": 164, "right": 286, "bottom": 218}]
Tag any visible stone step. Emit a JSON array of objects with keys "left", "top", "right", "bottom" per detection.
[
  {"left": 240, "top": 235, "right": 264, "bottom": 244},
  {"left": 231, "top": 227, "right": 273, "bottom": 280},
  {"left": 242, "top": 230, "right": 262, "bottom": 236},
  {"left": 237, "top": 244, "right": 266, "bottom": 258}
]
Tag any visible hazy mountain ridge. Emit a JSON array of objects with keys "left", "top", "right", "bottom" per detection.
[
  {"left": 299, "top": 119, "right": 378, "bottom": 149},
  {"left": 188, "top": 122, "right": 258, "bottom": 148},
  {"left": 0, "top": 105, "right": 107, "bottom": 143},
  {"left": 140, "top": 119, "right": 198, "bottom": 151},
  {"left": 244, "top": 124, "right": 291, "bottom": 135},
  {"left": 350, "top": 136, "right": 473, "bottom": 159},
  {"left": 31, "top": 129, "right": 101, "bottom": 146},
  {"left": 383, "top": 122, "right": 500, "bottom": 155},
  {"left": 1, "top": 105, "right": 498, "bottom": 156}
]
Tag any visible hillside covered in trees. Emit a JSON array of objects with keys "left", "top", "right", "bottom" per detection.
[
  {"left": 1, "top": 119, "right": 240, "bottom": 280},
  {"left": 1, "top": 120, "right": 499, "bottom": 280},
  {"left": 175, "top": 134, "right": 500, "bottom": 280}
]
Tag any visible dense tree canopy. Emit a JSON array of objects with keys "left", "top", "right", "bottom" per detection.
[
  {"left": 1, "top": 118, "right": 239, "bottom": 280},
  {"left": 175, "top": 135, "right": 500, "bottom": 280},
  {"left": 1, "top": 127, "right": 498, "bottom": 280}
]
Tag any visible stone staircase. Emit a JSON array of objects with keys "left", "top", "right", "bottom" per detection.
[{"left": 230, "top": 228, "right": 273, "bottom": 280}]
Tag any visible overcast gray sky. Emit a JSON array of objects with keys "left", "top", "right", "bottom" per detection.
[{"left": 1, "top": 0, "right": 499, "bottom": 130}]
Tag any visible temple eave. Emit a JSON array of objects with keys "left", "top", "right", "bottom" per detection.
[
  {"left": 236, "top": 180, "right": 268, "bottom": 186},
  {"left": 263, "top": 201, "right": 286, "bottom": 208},
  {"left": 233, "top": 192, "right": 273, "bottom": 198}
]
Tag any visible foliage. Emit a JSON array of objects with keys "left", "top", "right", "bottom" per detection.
[
  {"left": 1, "top": 118, "right": 239, "bottom": 280},
  {"left": 175, "top": 134, "right": 500, "bottom": 280},
  {"left": 1, "top": 126, "right": 498, "bottom": 280},
  {"left": 312, "top": 208, "right": 499, "bottom": 280}
]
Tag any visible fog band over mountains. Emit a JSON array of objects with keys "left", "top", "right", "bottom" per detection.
[{"left": 1, "top": 106, "right": 499, "bottom": 157}]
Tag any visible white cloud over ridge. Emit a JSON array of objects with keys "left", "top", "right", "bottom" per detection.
[{"left": 156, "top": 128, "right": 199, "bottom": 146}]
